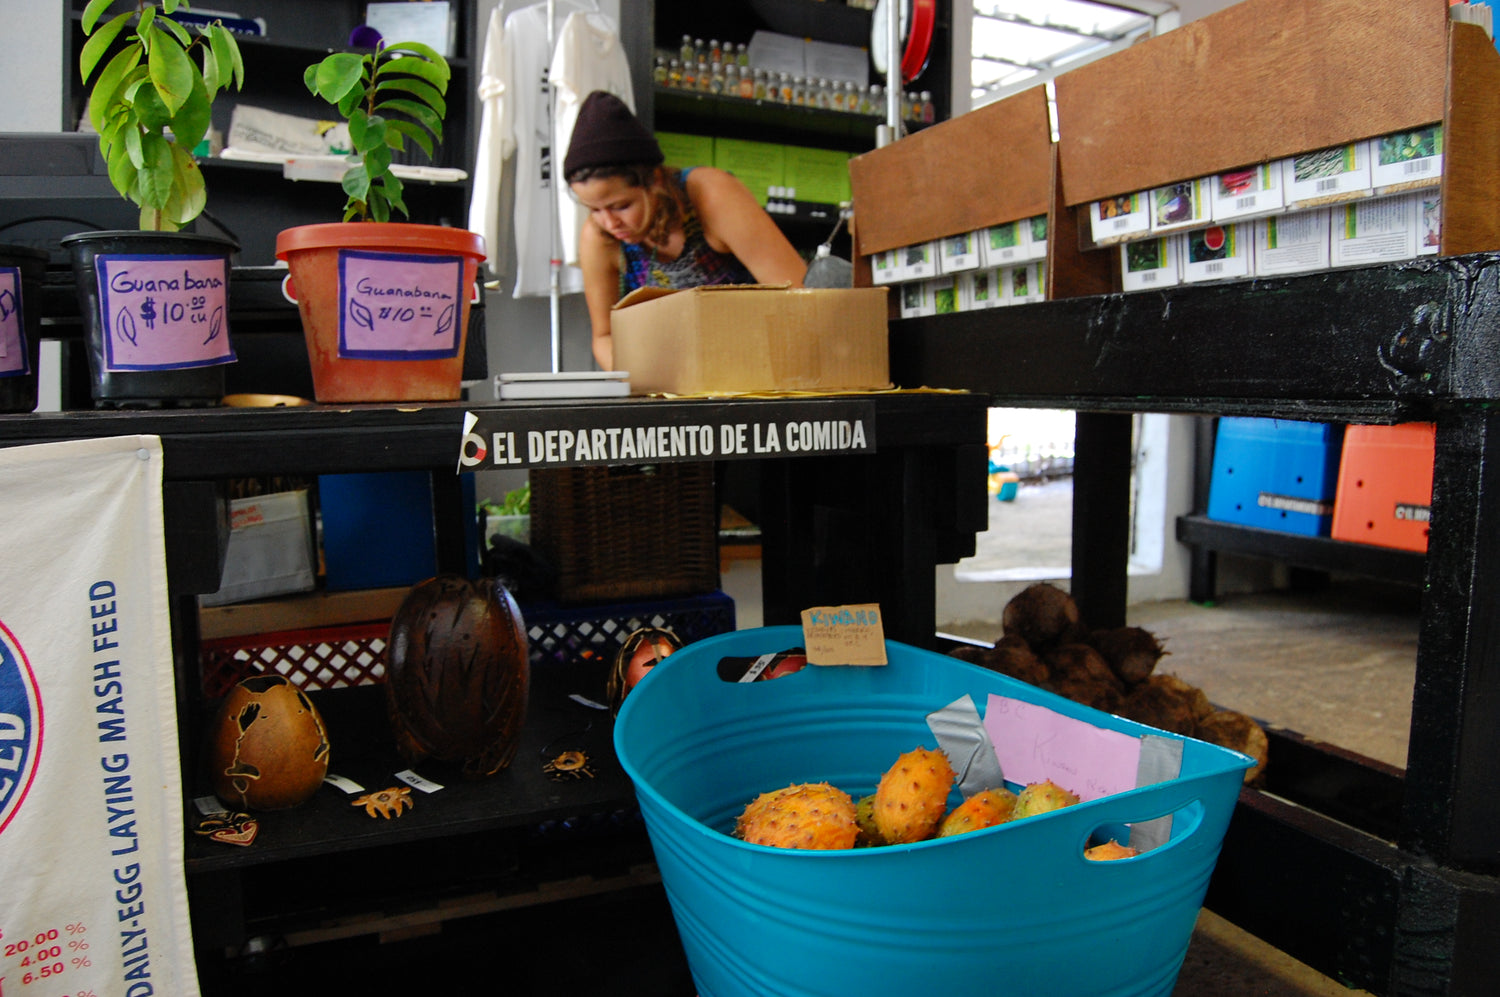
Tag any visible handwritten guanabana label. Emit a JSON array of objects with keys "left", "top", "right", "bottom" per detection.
[
  {"left": 337, "top": 250, "right": 464, "bottom": 361},
  {"left": 0, "top": 267, "right": 28, "bottom": 376},
  {"left": 95, "top": 254, "right": 234, "bottom": 371}
]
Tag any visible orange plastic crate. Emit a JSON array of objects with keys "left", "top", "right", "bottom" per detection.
[{"left": 1330, "top": 423, "right": 1435, "bottom": 552}]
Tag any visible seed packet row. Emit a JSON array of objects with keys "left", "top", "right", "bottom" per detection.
[{"left": 870, "top": 216, "right": 1048, "bottom": 285}]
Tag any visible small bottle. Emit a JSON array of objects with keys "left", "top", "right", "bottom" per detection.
[
  {"left": 843, "top": 81, "right": 858, "bottom": 113},
  {"left": 653, "top": 55, "right": 668, "bottom": 86},
  {"left": 710, "top": 61, "right": 725, "bottom": 94},
  {"left": 792, "top": 75, "right": 807, "bottom": 106},
  {"left": 737, "top": 64, "right": 755, "bottom": 99},
  {"left": 753, "top": 68, "right": 769, "bottom": 101},
  {"left": 667, "top": 58, "right": 683, "bottom": 89},
  {"left": 829, "top": 80, "right": 845, "bottom": 112},
  {"left": 866, "top": 83, "right": 883, "bottom": 116},
  {"left": 777, "top": 71, "right": 793, "bottom": 104},
  {"left": 681, "top": 59, "right": 697, "bottom": 90},
  {"left": 679, "top": 34, "right": 694, "bottom": 64},
  {"left": 919, "top": 90, "right": 935, "bottom": 123},
  {"left": 736, "top": 42, "right": 749, "bottom": 67},
  {"left": 694, "top": 37, "right": 706, "bottom": 62},
  {"left": 696, "top": 58, "right": 711, "bottom": 92},
  {"left": 814, "top": 78, "right": 831, "bottom": 109}
]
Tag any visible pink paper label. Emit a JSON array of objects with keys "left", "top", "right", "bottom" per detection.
[
  {"left": 337, "top": 250, "right": 464, "bottom": 360},
  {"left": 0, "top": 268, "right": 27, "bottom": 376},
  {"left": 96, "top": 255, "right": 234, "bottom": 371},
  {"left": 983, "top": 694, "right": 1143, "bottom": 801}
]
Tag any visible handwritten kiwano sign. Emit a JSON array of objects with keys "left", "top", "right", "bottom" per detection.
[
  {"left": 95, "top": 254, "right": 234, "bottom": 371},
  {"left": 0, "top": 618, "right": 42, "bottom": 836},
  {"left": 337, "top": 250, "right": 464, "bottom": 360}
]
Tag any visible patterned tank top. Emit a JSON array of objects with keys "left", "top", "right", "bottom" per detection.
[{"left": 617, "top": 168, "right": 755, "bottom": 298}]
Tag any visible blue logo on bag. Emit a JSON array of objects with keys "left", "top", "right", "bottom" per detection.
[{"left": 0, "top": 619, "right": 42, "bottom": 835}]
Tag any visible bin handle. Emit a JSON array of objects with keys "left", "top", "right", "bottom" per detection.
[{"left": 281, "top": 273, "right": 298, "bottom": 304}]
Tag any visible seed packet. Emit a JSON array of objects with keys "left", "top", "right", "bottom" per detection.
[
  {"left": 869, "top": 248, "right": 900, "bottom": 285},
  {"left": 1254, "top": 210, "right": 1331, "bottom": 276},
  {"left": 1089, "top": 193, "right": 1151, "bottom": 244},
  {"left": 1181, "top": 223, "right": 1252, "bottom": 283},
  {"left": 938, "top": 231, "right": 982, "bottom": 274},
  {"left": 1026, "top": 214, "right": 1049, "bottom": 260},
  {"left": 1371, "top": 125, "right": 1443, "bottom": 192},
  {"left": 1119, "top": 236, "right": 1180, "bottom": 291},
  {"left": 961, "top": 268, "right": 1002, "bottom": 310},
  {"left": 980, "top": 220, "right": 1030, "bottom": 268},
  {"left": 1003, "top": 262, "right": 1045, "bottom": 304},
  {"left": 899, "top": 279, "right": 935, "bottom": 318},
  {"left": 1283, "top": 143, "right": 1372, "bottom": 207},
  {"left": 1150, "top": 178, "right": 1213, "bottom": 234},
  {"left": 930, "top": 275, "right": 962, "bottom": 315},
  {"left": 1329, "top": 195, "right": 1418, "bottom": 268},
  {"left": 900, "top": 240, "right": 940, "bottom": 281},
  {"left": 1211, "top": 162, "right": 1285, "bottom": 221},
  {"left": 1417, "top": 193, "right": 1442, "bottom": 255}
]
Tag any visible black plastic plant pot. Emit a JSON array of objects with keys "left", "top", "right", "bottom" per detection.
[
  {"left": 0, "top": 243, "right": 46, "bottom": 413},
  {"left": 60, "top": 230, "right": 240, "bottom": 408}
]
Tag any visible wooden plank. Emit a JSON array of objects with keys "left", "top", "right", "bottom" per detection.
[
  {"left": 199, "top": 586, "right": 410, "bottom": 639},
  {"left": 1054, "top": 0, "right": 1449, "bottom": 207},
  {"left": 849, "top": 86, "right": 1053, "bottom": 255},
  {"left": 1047, "top": 145, "right": 1116, "bottom": 300},
  {"left": 1440, "top": 22, "right": 1500, "bottom": 256}
]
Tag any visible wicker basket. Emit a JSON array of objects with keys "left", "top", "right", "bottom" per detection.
[{"left": 530, "top": 462, "right": 719, "bottom": 604}]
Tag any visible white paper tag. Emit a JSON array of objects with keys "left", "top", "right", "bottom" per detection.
[
  {"left": 396, "top": 769, "right": 445, "bottom": 793},
  {"left": 323, "top": 773, "right": 366, "bottom": 795},
  {"left": 193, "top": 794, "right": 230, "bottom": 816}
]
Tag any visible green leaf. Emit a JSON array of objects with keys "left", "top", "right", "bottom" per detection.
[
  {"left": 164, "top": 145, "right": 207, "bottom": 225},
  {"left": 169, "top": 73, "right": 212, "bottom": 153},
  {"left": 162, "top": 0, "right": 183, "bottom": 15},
  {"left": 341, "top": 162, "right": 371, "bottom": 204},
  {"left": 79, "top": 11, "right": 133, "bottom": 84},
  {"left": 147, "top": 28, "right": 196, "bottom": 115},
  {"left": 372, "top": 97, "right": 442, "bottom": 141},
  {"left": 124, "top": 123, "right": 144, "bottom": 168},
  {"left": 154, "top": 13, "right": 192, "bottom": 47},
  {"left": 312, "top": 53, "right": 366, "bottom": 103},
  {"left": 137, "top": 133, "right": 174, "bottom": 208},
  {"left": 381, "top": 173, "right": 408, "bottom": 218},
  {"left": 104, "top": 139, "right": 139, "bottom": 202},
  {"left": 383, "top": 119, "right": 433, "bottom": 158},
  {"left": 207, "top": 25, "right": 235, "bottom": 91},
  {"left": 363, "top": 141, "right": 392, "bottom": 179},
  {"left": 337, "top": 87, "right": 364, "bottom": 120},
  {"left": 372, "top": 77, "right": 446, "bottom": 119},
  {"left": 81, "top": 0, "right": 117, "bottom": 34},
  {"left": 349, "top": 111, "right": 389, "bottom": 154},
  {"left": 129, "top": 76, "right": 174, "bottom": 130},
  {"left": 376, "top": 43, "right": 450, "bottom": 85},
  {"left": 138, "top": 5, "right": 156, "bottom": 38},
  {"left": 88, "top": 47, "right": 142, "bottom": 132}
]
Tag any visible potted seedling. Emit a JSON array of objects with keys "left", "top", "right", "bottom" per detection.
[
  {"left": 61, "top": 0, "right": 245, "bottom": 407},
  {"left": 275, "top": 39, "right": 485, "bottom": 403}
]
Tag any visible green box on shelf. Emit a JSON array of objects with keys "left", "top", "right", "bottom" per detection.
[
  {"left": 713, "top": 138, "right": 785, "bottom": 206},
  {"left": 782, "top": 145, "right": 852, "bottom": 206},
  {"left": 657, "top": 131, "right": 717, "bottom": 169}
]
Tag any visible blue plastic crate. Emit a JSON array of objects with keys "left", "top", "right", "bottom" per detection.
[
  {"left": 1206, "top": 417, "right": 1343, "bottom": 536},
  {"left": 318, "top": 471, "right": 479, "bottom": 591},
  {"left": 615, "top": 627, "right": 1253, "bottom": 997}
]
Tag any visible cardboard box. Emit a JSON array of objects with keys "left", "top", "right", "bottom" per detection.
[
  {"left": 611, "top": 285, "right": 891, "bottom": 395},
  {"left": 199, "top": 490, "right": 316, "bottom": 607}
]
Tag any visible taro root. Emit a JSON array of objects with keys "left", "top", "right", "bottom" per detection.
[
  {"left": 1001, "top": 582, "right": 1086, "bottom": 652},
  {"left": 1044, "top": 642, "right": 1125, "bottom": 712},
  {"left": 385, "top": 575, "right": 531, "bottom": 778},
  {"left": 985, "top": 641, "right": 1051, "bottom": 687},
  {"left": 946, "top": 643, "right": 994, "bottom": 666},
  {"left": 1196, "top": 709, "right": 1270, "bottom": 785},
  {"left": 1089, "top": 626, "right": 1168, "bottom": 687},
  {"left": 1118, "top": 673, "right": 1214, "bottom": 737}
]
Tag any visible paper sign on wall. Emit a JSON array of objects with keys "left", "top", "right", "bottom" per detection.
[
  {"left": 95, "top": 254, "right": 234, "bottom": 371},
  {"left": 982, "top": 694, "right": 1143, "bottom": 801},
  {"left": 800, "top": 604, "right": 886, "bottom": 666}
]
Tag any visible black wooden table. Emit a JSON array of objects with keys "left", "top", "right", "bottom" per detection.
[{"left": 889, "top": 253, "right": 1500, "bottom": 996}]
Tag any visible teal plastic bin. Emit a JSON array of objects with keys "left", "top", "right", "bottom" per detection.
[{"left": 614, "top": 626, "right": 1253, "bottom": 997}]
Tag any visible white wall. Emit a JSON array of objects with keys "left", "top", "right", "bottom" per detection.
[{"left": 0, "top": 2, "right": 65, "bottom": 130}]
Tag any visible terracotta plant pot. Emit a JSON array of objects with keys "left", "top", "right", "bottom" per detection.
[
  {"left": 60, "top": 230, "right": 239, "bottom": 408},
  {"left": 275, "top": 223, "right": 486, "bottom": 403},
  {"left": 0, "top": 243, "right": 46, "bottom": 413}
]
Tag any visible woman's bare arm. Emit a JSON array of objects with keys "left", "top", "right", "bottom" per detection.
[{"left": 688, "top": 167, "right": 807, "bottom": 287}]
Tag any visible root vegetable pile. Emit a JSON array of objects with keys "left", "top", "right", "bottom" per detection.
[{"left": 950, "top": 582, "right": 1268, "bottom": 784}]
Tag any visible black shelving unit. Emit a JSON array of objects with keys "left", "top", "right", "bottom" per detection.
[{"left": 887, "top": 253, "right": 1500, "bottom": 996}]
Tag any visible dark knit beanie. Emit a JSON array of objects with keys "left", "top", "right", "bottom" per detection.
[{"left": 563, "top": 91, "right": 663, "bottom": 179}]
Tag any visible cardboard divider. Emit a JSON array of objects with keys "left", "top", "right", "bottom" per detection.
[
  {"left": 1052, "top": 0, "right": 1449, "bottom": 209},
  {"left": 847, "top": 86, "right": 1053, "bottom": 257}
]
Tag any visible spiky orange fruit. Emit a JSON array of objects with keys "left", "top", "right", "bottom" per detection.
[
  {"left": 1013, "top": 779, "right": 1081, "bottom": 819},
  {"left": 734, "top": 782, "right": 859, "bottom": 850},
  {"left": 1085, "top": 839, "right": 1139, "bottom": 861},
  {"left": 937, "top": 787, "right": 1019, "bottom": 837},
  {"left": 873, "top": 746, "right": 956, "bottom": 844}
]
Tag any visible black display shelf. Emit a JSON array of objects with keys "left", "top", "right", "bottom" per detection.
[
  {"left": 1175, "top": 514, "right": 1426, "bottom": 589},
  {"left": 889, "top": 253, "right": 1500, "bottom": 996},
  {"left": 653, "top": 87, "right": 885, "bottom": 151}
]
